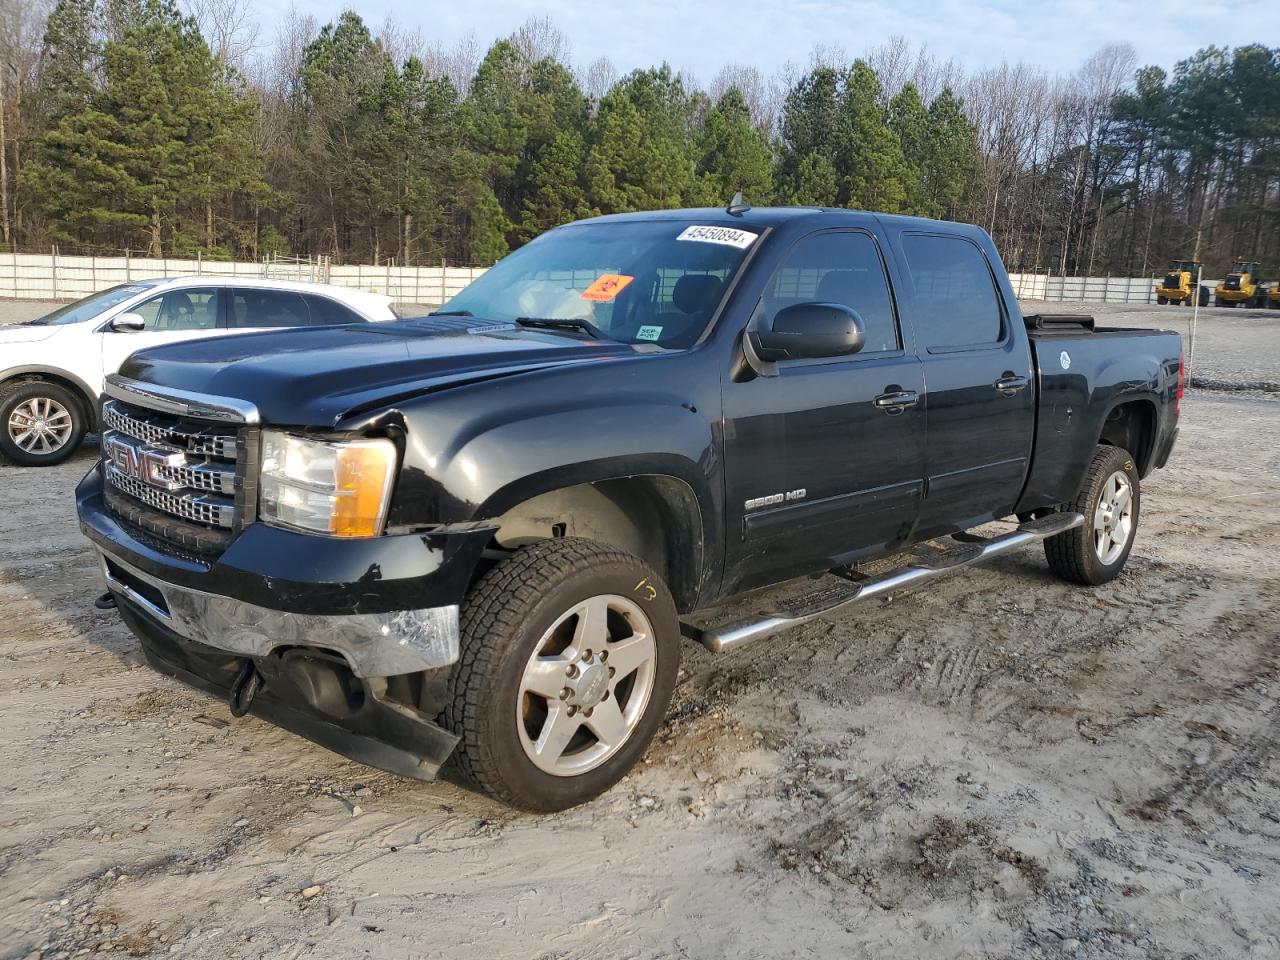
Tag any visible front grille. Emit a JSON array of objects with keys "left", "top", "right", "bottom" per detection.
[{"left": 101, "top": 399, "right": 244, "bottom": 543}]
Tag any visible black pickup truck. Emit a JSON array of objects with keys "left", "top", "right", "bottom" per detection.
[{"left": 77, "top": 206, "right": 1182, "bottom": 811}]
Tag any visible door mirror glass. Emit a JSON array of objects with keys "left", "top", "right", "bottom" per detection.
[
  {"left": 749, "top": 302, "right": 866, "bottom": 361},
  {"left": 110, "top": 312, "right": 146, "bottom": 333}
]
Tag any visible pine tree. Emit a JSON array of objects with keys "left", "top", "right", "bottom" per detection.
[
  {"left": 584, "top": 66, "right": 699, "bottom": 213},
  {"left": 889, "top": 83, "right": 933, "bottom": 216},
  {"left": 924, "top": 88, "right": 977, "bottom": 220},
  {"left": 695, "top": 87, "right": 774, "bottom": 206},
  {"left": 835, "top": 60, "right": 909, "bottom": 212}
]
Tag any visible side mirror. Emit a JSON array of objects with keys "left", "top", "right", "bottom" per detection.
[
  {"left": 748, "top": 302, "right": 866, "bottom": 361},
  {"left": 110, "top": 312, "right": 146, "bottom": 333}
]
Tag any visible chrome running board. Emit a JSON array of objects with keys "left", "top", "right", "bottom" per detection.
[{"left": 696, "top": 513, "right": 1085, "bottom": 653}]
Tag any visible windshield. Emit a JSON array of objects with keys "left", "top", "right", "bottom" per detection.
[
  {"left": 438, "top": 220, "right": 760, "bottom": 348},
  {"left": 26, "top": 282, "right": 162, "bottom": 326}
]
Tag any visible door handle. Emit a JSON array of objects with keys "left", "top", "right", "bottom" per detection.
[
  {"left": 874, "top": 389, "right": 919, "bottom": 413},
  {"left": 993, "top": 375, "right": 1030, "bottom": 395}
]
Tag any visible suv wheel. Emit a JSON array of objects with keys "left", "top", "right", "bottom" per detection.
[
  {"left": 0, "top": 381, "right": 87, "bottom": 466},
  {"left": 1044, "top": 444, "right": 1140, "bottom": 585},
  {"left": 443, "top": 537, "right": 681, "bottom": 811}
]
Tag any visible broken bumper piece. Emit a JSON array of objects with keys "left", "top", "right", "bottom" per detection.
[
  {"left": 98, "top": 551, "right": 460, "bottom": 677},
  {"left": 112, "top": 583, "right": 461, "bottom": 781}
]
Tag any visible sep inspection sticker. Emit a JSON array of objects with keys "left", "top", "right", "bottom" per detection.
[{"left": 676, "top": 225, "right": 758, "bottom": 249}]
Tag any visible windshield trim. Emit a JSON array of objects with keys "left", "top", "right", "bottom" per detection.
[{"left": 688, "top": 224, "right": 772, "bottom": 349}]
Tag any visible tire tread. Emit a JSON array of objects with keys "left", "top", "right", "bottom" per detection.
[{"left": 442, "top": 537, "right": 665, "bottom": 810}]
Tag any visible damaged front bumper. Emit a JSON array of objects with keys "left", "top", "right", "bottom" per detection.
[{"left": 77, "top": 467, "right": 494, "bottom": 781}]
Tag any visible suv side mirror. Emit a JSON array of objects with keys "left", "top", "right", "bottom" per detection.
[
  {"left": 110, "top": 312, "right": 146, "bottom": 333},
  {"left": 749, "top": 302, "right": 866, "bottom": 361}
]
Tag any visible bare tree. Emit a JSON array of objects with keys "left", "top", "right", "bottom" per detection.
[
  {"left": 709, "top": 62, "right": 775, "bottom": 131},
  {"left": 509, "top": 15, "right": 570, "bottom": 67},
  {"left": 183, "top": 0, "right": 261, "bottom": 66},
  {"left": 0, "top": 0, "right": 53, "bottom": 245},
  {"left": 581, "top": 56, "right": 617, "bottom": 108},
  {"left": 420, "top": 31, "right": 481, "bottom": 96}
]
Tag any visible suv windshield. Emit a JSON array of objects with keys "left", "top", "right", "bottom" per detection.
[
  {"left": 438, "top": 220, "right": 760, "bottom": 348},
  {"left": 27, "top": 282, "right": 162, "bottom": 326}
]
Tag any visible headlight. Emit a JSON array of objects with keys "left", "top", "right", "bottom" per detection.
[{"left": 259, "top": 431, "right": 397, "bottom": 538}]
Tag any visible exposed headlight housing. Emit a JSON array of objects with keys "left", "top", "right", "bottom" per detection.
[{"left": 259, "top": 431, "right": 397, "bottom": 538}]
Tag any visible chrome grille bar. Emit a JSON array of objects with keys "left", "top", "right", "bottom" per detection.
[
  {"left": 106, "top": 466, "right": 236, "bottom": 529},
  {"left": 100, "top": 396, "right": 241, "bottom": 535},
  {"left": 103, "top": 402, "right": 237, "bottom": 460}
]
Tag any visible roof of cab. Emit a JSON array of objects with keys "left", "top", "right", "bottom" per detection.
[{"left": 572, "top": 205, "right": 985, "bottom": 238}]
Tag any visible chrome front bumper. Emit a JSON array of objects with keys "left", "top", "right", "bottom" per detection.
[{"left": 99, "top": 550, "right": 460, "bottom": 677}]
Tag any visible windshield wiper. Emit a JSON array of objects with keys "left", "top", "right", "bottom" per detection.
[{"left": 515, "top": 317, "right": 604, "bottom": 340}]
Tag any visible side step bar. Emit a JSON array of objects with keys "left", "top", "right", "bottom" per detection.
[{"left": 696, "top": 513, "right": 1085, "bottom": 653}]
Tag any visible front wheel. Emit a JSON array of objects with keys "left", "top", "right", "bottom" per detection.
[
  {"left": 0, "top": 380, "right": 87, "bottom": 466},
  {"left": 1044, "top": 444, "right": 1140, "bottom": 585},
  {"left": 1156, "top": 295, "right": 1167, "bottom": 305},
  {"left": 443, "top": 537, "right": 681, "bottom": 811}
]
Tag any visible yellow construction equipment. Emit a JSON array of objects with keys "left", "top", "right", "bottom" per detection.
[
  {"left": 1214, "top": 259, "right": 1268, "bottom": 308},
  {"left": 1154, "top": 259, "right": 1208, "bottom": 306}
]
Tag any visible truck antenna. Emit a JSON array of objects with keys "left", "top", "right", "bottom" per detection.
[{"left": 726, "top": 192, "right": 751, "bottom": 216}]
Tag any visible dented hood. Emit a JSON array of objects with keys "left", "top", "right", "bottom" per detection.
[{"left": 119, "top": 316, "right": 635, "bottom": 426}]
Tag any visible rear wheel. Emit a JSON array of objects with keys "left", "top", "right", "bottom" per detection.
[
  {"left": 0, "top": 380, "right": 87, "bottom": 467},
  {"left": 443, "top": 537, "right": 681, "bottom": 811},
  {"left": 1045, "top": 444, "right": 1140, "bottom": 586}
]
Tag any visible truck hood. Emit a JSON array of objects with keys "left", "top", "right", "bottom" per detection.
[{"left": 119, "top": 317, "right": 640, "bottom": 426}]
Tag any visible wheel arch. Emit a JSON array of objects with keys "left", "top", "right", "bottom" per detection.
[
  {"left": 484, "top": 473, "right": 708, "bottom": 613},
  {"left": 1097, "top": 397, "right": 1160, "bottom": 477},
  {"left": 0, "top": 366, "right": 98, "bottom": 430}
]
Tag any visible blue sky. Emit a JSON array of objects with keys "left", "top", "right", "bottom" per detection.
[{"left": 259, "top": 0, "right": 1271, "bottom": 82}]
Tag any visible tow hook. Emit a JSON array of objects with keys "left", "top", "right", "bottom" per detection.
[
  {"left": 93, "top": 591, "right": 117, "bottom": 610},
  {"left": 229, "top": 661, "right": 263, "bottom": 718}
]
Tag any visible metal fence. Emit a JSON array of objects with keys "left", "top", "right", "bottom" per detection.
[
  {"left": 0, "top": 252, "right": 489, "bottom": 306},
  {"left": 1007, "top": 272, "right": 1196, "bottom": 304},
  {"left": 0, "top": 252, "right": 1200, "bottom": 308}
]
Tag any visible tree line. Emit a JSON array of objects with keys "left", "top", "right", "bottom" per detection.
[{"left": 0, "top": 0, "right": 1276, "bottom": 275}]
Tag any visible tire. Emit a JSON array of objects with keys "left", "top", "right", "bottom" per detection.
[
  {"left": 1045, "top": 444, "right": 1140, "bottom": 586},
  {"left": 443, "top": 537, "right": 681, "bottom": 812},
  {"left": 1156, "top": 296, "right": 1167, "bottom": 305},
  {"left": 0, "top": 380, "right": 88, "bottom": 467}
]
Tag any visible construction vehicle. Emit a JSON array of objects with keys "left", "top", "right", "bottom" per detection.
[
  {"left": 1154, "top": 259, "right": 1209, "bottom": 306},
  {"left": 1270, "top": 283, "right": 1280, "bottom": 309},
  {"left": 1214, "top": 259, "right": 1268, "bottom": 308}
]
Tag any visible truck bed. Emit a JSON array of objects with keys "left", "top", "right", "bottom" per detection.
[{"left": 1018, "top": 319, "right": 1182, "bottom": 512}]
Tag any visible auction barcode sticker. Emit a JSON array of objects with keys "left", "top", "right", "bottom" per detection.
[{"left": 676, "top": 225, "right": 758, "bottom": 249}]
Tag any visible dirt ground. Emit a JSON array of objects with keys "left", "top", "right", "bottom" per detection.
[{"left": 1, "top": 301, "right": 1278, "bottom": 960}]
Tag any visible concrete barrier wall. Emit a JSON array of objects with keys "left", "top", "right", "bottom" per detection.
[{"left": 0, "top": 253, "right": 488, "bottom": 306}]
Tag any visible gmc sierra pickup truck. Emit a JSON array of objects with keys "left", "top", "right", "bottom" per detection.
[{"left": 77, "top": 206, "right": 1182, "bottom": 811}]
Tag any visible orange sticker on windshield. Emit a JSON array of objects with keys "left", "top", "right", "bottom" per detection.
[{"left": 580, "top": 274, "right": 634, "bottom": 302}]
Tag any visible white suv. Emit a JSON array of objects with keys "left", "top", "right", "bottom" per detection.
[{"left": 0, "top": 277, "right": 396, "bottom": 466}]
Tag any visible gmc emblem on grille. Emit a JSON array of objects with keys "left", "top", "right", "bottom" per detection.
[{"left": 105, "top": 434, "right": 184, "bottom": 491}]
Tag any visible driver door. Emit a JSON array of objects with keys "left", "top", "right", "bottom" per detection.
[
  {"left": 100, "top": 286, "right": 226, "bottom": 384},
  {"left": 721, "top": 228, "right": 926, "bottom": 594}
]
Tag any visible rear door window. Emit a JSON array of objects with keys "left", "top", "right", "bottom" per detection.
[
  {"left": 901, "top": 234, "right": 1003, "bottom": 349},
  {"left": 229, "top": 289, "right": 312, "bottom": 329}
]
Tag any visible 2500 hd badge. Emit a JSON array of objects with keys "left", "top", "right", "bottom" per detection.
[{"left": 78, "top": 206, "right": 1182, "bottom": 811}]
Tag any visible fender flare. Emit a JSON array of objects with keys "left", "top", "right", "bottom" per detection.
[{"left": 0, "top": 365, "right": 99, "bottom": 429}]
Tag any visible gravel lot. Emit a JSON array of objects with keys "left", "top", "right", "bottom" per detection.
[{"left": 1, "top": 300, "right": 1278, "bottom": 960}]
